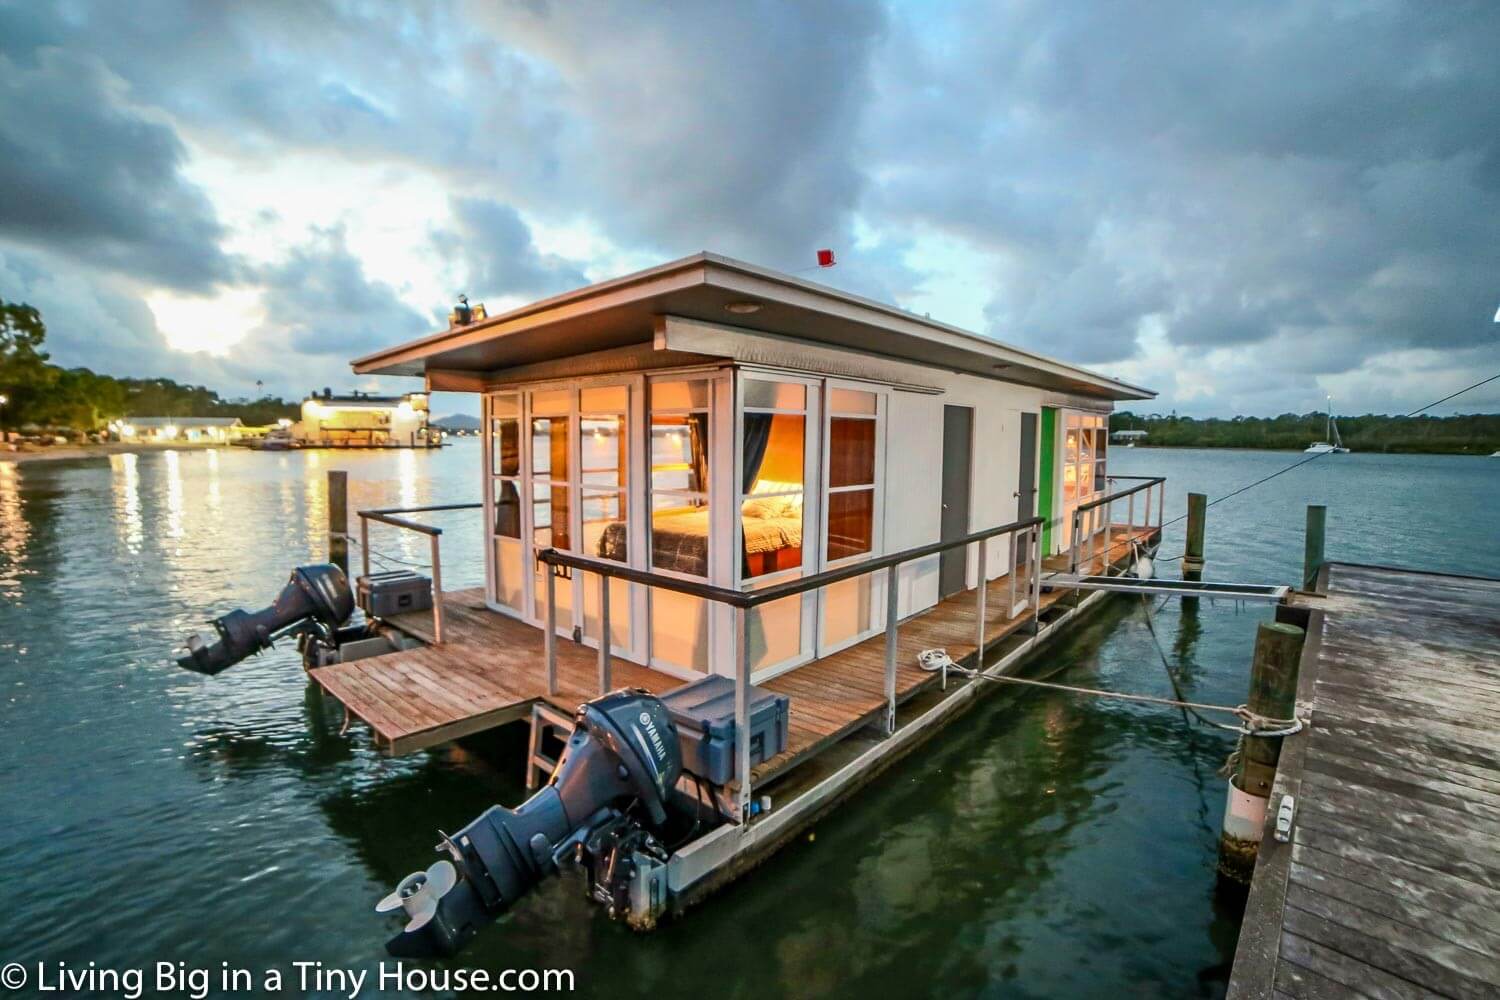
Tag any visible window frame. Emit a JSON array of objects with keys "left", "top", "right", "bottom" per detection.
[
  {"left": 815, "top": 379, "right": 886, "bottom": 657},
  {"left": 485, "top": 391, "right": 527, "bottom": 617}
]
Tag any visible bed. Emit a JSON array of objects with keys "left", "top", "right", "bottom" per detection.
[{"left": 595, "top": 500, "right": 802, "bottom": 577}]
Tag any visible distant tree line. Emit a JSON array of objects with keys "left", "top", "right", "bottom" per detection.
[
  {"left": 1, "top": 298, "right": 297, "bottom": 431},
  {"left": 1111, "top": 410, "right": 1500, "bottom": 454}
]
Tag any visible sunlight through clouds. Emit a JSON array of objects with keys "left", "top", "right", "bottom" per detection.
[{"left": 146, "top": 287, "right": 265, "bottom": 356}]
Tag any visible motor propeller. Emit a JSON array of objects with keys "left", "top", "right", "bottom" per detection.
[{"left": 376, "top": 861, "right": 459, "bottom": 936}]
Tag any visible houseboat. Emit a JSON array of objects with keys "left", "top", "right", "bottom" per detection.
[{"left": 182, "top": 253, "right": 1167, "bottom": 951}]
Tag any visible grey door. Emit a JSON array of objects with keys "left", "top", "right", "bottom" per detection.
[
  {"left": 939, "top": 405, "right": 973, "bottom": 599},
  {"left": 1017, "top": 412, "right": 1038, "bottom": 520}
]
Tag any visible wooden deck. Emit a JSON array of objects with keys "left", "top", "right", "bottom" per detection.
[
  {"left": 1228, "top": 563, "right": 1500, "bottom": 999},
  {"left": 310, "top": 524, "right": 1158, "bottom": 782}
]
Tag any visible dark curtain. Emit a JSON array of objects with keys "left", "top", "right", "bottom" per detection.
[
  {"left": 740, "top": 412, "right": 775, "bottom": 580},
  {"left": 741, "top": 412, "right": 773, "bottom": 493},
  {"left": 494, "top": 480, "right": 521, "bottom": 538},
  {"left": 688, "top": 412, "right": 711, "bottom": 494}
]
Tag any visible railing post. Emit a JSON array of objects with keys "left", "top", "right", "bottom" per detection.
[
  {"left": 1069, "top": 512, "right": 1079, "bottom": 575},
  {"left": 428, "top": 533, "right": 444, "bottom": 645},
  {"left": 1143, "top": 486, "right": 1152, "bottom": 532},
  {"left": 1008, "top": 530, "right": 1017, "bottom": 616},
  {"left": 734, "top": 605, "right": 751, "bottom": 823},
  {"left": 884, "top": 562, "right": 900, "bottom": 730},
  {"left": 1103, "top": 499, "right": 1112, "bottom": 573},
  {"left": 359, "top": 514, "right": 370, "bottom": 579},
  {"left": 1157, "top": 482, "right": 1165, "bottom": 532},
  {"left": 1128, "top": 492, "right": 1136, "bottom": 532},
  {"left": 597, "top": 573, "right": 611, "bottom": 694},
  {"left": 545, "top": 563, "right": 557, "bottom": 696},
  {"left": 974, "top": 540, "right": 988, "bottom": 663},
  {"left": 1030, "top": 524, "right": 1042, "bottom": 634}
]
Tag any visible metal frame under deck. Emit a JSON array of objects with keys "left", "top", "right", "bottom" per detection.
[{"left": 1048, "top": 575, "right": 1291, "bottom": 602}]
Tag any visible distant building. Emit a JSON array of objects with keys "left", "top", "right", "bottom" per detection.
[
  {"left": 112, "top": 417, "right": 244, "bottom": 443},
  {"left": 295, "top": 390, "right": 440, "bottom": 448},
  {"left": 1110, "top": 429, "right": 1149, "bottom": 442}
]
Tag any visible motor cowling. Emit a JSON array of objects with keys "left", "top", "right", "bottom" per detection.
[
  {"left": 176, "top": 564, "right": 354, "bottom": 674},
  {"left": 380, "top": 689, "right": 682, "bottom": 957}
]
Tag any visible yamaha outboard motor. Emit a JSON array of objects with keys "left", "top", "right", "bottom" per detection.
[
  {"left": 176, "top": 564, "right": 355, "bottom": 674},
  {"left": 379, "top": 689, "right": 682, "bottom": 957}
]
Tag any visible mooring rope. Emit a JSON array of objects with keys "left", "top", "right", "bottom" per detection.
[
  {"left": 917, "top": 637, "right": 1301, "bottom": 737},
  {"left": 331, "top": 532, "right": 433, "bottom": 572}
]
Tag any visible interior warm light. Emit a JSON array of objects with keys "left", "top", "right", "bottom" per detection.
[
  {"left": 277, "top": 418, "right": 292, "bottom": 428},
  {"left": 397, "top": 401, "right": 414, "bottom": 417}
]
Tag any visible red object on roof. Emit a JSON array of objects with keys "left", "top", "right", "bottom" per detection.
[{"left": 816, "top": 248, "right": 836, "bottom": 267}]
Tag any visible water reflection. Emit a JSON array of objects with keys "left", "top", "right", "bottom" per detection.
[
  {"left": 163, "top": 449, "right": 185, "bottom": 540},
  {"left": 205, "top": 449, "right": 221, "bottom": 513},
  {"left": 0, "top": 462, "right": 26, "bottom": 599},
  {"left": 109, "top": 451, "right": 143, "bottom": 553}
]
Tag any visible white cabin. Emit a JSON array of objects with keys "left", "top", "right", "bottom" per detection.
[{"left": 353, "top": 253, "right": 1154, "bottom": 683}]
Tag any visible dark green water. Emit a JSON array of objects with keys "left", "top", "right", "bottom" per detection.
[{"left": 1, "top": 444, "right": 1494, "bottom": 998}]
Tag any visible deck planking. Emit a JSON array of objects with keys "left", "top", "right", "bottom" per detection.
[
  {"left": 1228, "top": 563, "right": 1500, "bottom": 1000},
  {"left": 311, "top": 525, "right": 1158, "bottom": 783}
]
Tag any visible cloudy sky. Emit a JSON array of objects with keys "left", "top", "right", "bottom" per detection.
[{"left": 2, "top": 0, "right": 1498, "bottom": 417}]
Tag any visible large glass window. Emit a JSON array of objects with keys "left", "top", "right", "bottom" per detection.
[
  {"left": 649, "top": 378, "right": 713, "bottom": 673},
  {"left": 489, "top": 393, "right": 523, "bottom": 610},
  {"left": 820, "top": 387, "right": 881, "bottom": 652},
  {"left": 826, "top": 393, "right": 877, "bottom": 561},
  {"left": 491, "top": 395, "right": 521, "bottom": 539},
  {"left": 740, "top": 379, "right": 805, "bottom": 580},
  {"left": 649, "top": 380, "right": 711, "bottom": 578},
  {"left": 531, "top": 415, "right": 571, "bottom": 552},
  {"left": 580, "top": 385, "right": 627, "bottom": 564},
  {"left": 1062, "top": 413, "right": 1108, "bottom": 546}
]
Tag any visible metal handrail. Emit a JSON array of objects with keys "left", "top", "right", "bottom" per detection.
[
  {"left": 537, "top": 514, "right": 1044, "bottom": 610},
  {"left": 1069, "top": 476, "right": 1165, "bottom": 575},
  {"left": 538, "top": 512, "right": 1048, "bottom": 824},
  {"left": 356, "top": 502, "right": 483, "bottom": 644}
]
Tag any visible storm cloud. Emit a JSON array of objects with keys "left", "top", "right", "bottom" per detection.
[{"left": 0, "top": 0, "right": 1496, "bottom": 414}]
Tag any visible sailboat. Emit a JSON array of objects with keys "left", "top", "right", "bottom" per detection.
[{"left": 1305, "top": 402, "right": 1350, "bottom": 454}]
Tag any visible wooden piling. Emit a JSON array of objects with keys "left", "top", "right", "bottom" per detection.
[
  {"left": 1181, "top": 491, "right": 1207, "bottom": 610},
  {"left": 1219, "top": 619, "right": 1304, "bottom": 884},
  {"left": 327, "top": 470, "right": 349, "bottom": 576},
  {"left": 1181, "top": 492, "right": 1206, "bottom": 581},
  {"left": 1302, "top": 504, "right": 1326, "bottom": 592}
]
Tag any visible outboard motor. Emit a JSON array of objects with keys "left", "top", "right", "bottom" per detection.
[
  {"left": 176, "top": 564, "right": 355, "bottom": 674},
  {"left": 379, "top": 689, "right": 682, "bottom": 957}
]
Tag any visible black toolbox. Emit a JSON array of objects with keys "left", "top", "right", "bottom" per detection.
[
  {"left": 357, "top": 570, "right": 433, "bottom": 618},
  {"left": 660, "top": 674, "right": 790, "bottom": 785}
]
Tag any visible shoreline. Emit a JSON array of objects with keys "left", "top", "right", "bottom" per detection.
[{"left": 0, "top": 441, "right": 224, "bottom": 464}]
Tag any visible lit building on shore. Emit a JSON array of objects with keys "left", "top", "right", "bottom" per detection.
[
  {"left": 295, "top": 390, "right": 440, "bottom": 448},
  {"left": 112, "top": 417, "right": 244, "bottom": 443}
]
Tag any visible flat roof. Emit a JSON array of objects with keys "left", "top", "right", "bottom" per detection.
[{"left": 352, "top": 252, "right": 1154, "bottom": 401}]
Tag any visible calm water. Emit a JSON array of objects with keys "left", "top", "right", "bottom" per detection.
[{"left": 1, "top": 444, "right": 1495, "bottom": 998}]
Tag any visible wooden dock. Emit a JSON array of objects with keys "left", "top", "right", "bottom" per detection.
[
  {"left": 1228, "top": 563, "right": 1500, "bottom": 999},
  {"left": 310, "top": 524, "right": 1156, "bottom": 785}
]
